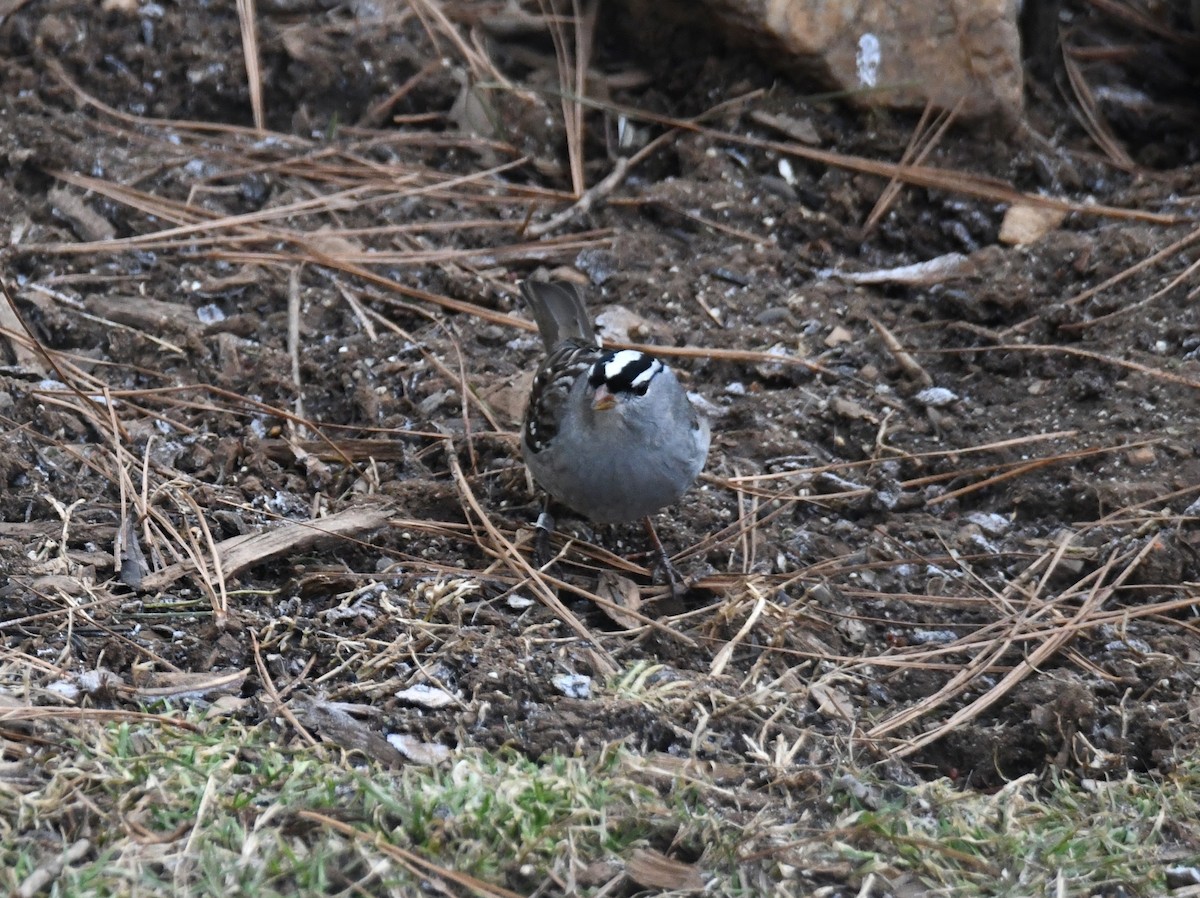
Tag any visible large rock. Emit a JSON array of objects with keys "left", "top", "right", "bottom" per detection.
[{"left": 629, "top": 0, "right": 1024, "bottom": 122}]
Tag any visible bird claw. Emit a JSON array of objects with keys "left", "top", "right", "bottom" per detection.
[{"left": 650, "top": 549, "right": 685, "bottom": 599}]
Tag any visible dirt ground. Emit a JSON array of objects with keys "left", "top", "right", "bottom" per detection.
[{"left": 2, "top": 0, "right": 1200, "bottom": 864}]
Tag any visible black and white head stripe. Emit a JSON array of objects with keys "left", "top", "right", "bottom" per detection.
[{"left": 588, "top": 350, "right": 663, "bottom": 396}]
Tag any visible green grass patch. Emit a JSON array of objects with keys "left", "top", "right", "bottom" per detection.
[
  {"left": 839, "top": 766, "right": 1200, "bottom": 896},
  {"left": 4, "top": 712, "right": 1198, "bottom": 896}
]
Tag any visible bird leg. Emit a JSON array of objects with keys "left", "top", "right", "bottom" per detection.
[
  {"left": 642, "top": 516, "right": 683, "bottom": 597},
  {"left": 534, "top": 506, "right": 556, "bottom": 569}
]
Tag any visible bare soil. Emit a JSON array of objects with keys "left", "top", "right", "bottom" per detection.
[{"left": 2, "top": 0, "right": 1200, "bottom": 869}]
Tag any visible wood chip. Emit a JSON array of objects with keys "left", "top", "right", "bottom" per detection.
[
  {"left": 624, "top": 848, "right": 705, "bottom": 891},
  {"left": 1000, "top": 202, "right": 1068, "bottom": 245},
  {"left": 1125, "top": 446, "right": 1157, "bottom": 467},
  {"left": 140, "top": 504, "right": 393, "bottom": 591},
  {"left": 810, "top": 680, "right": 856, "bottom": 721},
  {"left": 47, "top": 186, "right": 116, "bottom": 242}
]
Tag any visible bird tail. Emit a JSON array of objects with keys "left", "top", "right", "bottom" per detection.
[{"left": 522, "top": 280, "right": 597, "bottom": 350}]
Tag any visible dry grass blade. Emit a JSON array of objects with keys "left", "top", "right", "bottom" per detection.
[
  {"left": 540, "top": 0, "right": 589, "bottom": 196},
  {"left": 869, "top": 316, "right": 933, "bottom": 387},
  {"left": 0, "top": 705, "right": 199, "bottom": 729},
  {"left": 706, "top": 120, "right": 1181, "bottom": 225},
  {"left": 710, "top": 582, "right": 767, "bottom": 677},
  {"left": 236, "top": 0, "right": 265, "bottom": 132},
  {"left": 923, "top": 440, "right": 1151, "bottom": 506},
  {"left": 287, "top": 267, "right": 305, "bottom": 431},
  {"left": 1059, "top": 250, "right": 1200, "bottom": 333},
  {"left": 444, "top": 443, "right": 617, "bottom": 676},
  {"left": 251, "top": 632, "right": 318, "bottom": 746},
  {"left": 941, "top": 342, "right": 1200, "bottom": 390},
  {"left": 42, "top": 54, "right": 307, "bottom": 140},
  {"left": 1061, "top": 46, "right": 1135, "bottom": 168},
  {"left": 1085, "top": 0, "right": 1199, "bottom": 43},
  {"left": 300, "top": 811, "right": 526, "bottom": 898},
  {"left": 861, "top": 98, "right": 962, "bottom": 237},
  {"left": 873, "top": 534, "right": 1161, "bottom": 755}
]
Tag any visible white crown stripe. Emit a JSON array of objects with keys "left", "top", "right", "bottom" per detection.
[
  {"left": 629, "top": 360, "right": 662, "bottom": 389},
  {"left": 602, "top": 350, "right": 649, "bottom": 382}
]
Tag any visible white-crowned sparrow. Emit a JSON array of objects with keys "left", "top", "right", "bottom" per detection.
[{"left": 520, "top": 279, "right": 710, "bottom": 526}]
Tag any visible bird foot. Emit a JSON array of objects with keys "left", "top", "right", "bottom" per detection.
[
  {"left": 642, "top": 517, "right": 686, "bottom": 599},
  {"left": 534, "top": 510, "right": 556, "bottom": 569}
]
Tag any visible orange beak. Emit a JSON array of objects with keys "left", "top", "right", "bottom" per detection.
[{"left": 592, "top": 384, "right": 616, "bottom": 411}]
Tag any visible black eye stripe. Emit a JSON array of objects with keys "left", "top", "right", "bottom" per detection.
[{"left": 588, "top": 350, "right": 661, "bottom": 396}]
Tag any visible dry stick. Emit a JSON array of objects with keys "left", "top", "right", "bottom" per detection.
[
  {"left": 14, "top": 839, "right": 90, "bottom": 898},
  {"left": 525, "top": 158, "right": 628, "bottom": 238},
  {"left": 523, "top": 112, "right": 685, "bottom": 239},
  {"left": 541, "top": 0, "right": 586, "bottom": 196},
  {"left": 40, "top": 169, "right": 378, "bottom": 247},
  {"left": 900, "top": 439, "right": 1138, "bottom": 491},
  {"left": 357, "top": 58, "right": 442, "bottom": 128},
  {"left": 517, "top": 83, "right": 1182, "bottom": 222},
  {"left": 0, "top": 706, "right": 199, "bottom": 729},
  {"left": 923, "top": 446, "right": 1130, "bottom": 507},
  {"left": 726, "top": 430, "right": 1079, "bottom": 485},
  {"left": 938, "top": 342, "right": 1200, "bottom": 391},
  {"left": 1085, "top": 0, "right": 1200, "bottom": 41},
  {"left": 868, "top": 317, "right": 933, "bottom": 387},
  {"left": 334, "top": 282, "right": 377, "bottom": 341},
  {"left": 698, "top": 119, "right": 1185, "bottom": 225},
  {"left": 444, "top": 444, "right": 617, "bottom": 675},
  {"left": 43, "top": 151, "right": 536, "bottom": 251},
  {"left": 210, "top": 233, "right": 612, "bottom": 267},
  {"left": 886, "top": 537, "right": 1160, "bottom": 757},
  {"left": 525, "top": 568, "right": 697, "bottom": 646}
]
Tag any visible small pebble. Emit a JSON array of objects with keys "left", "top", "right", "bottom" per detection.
[
  {"left": 552, "top": 673, "right": 591, "bottom": 699},
  {"left": 825, "top": 325, "right": 853, "bottom": 347},
  {"left": 915, "top": 386, "right": 958, "bottom": 407},
  {"left": 965, "top": 511, "right": 1011, "bottom": 538}
]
